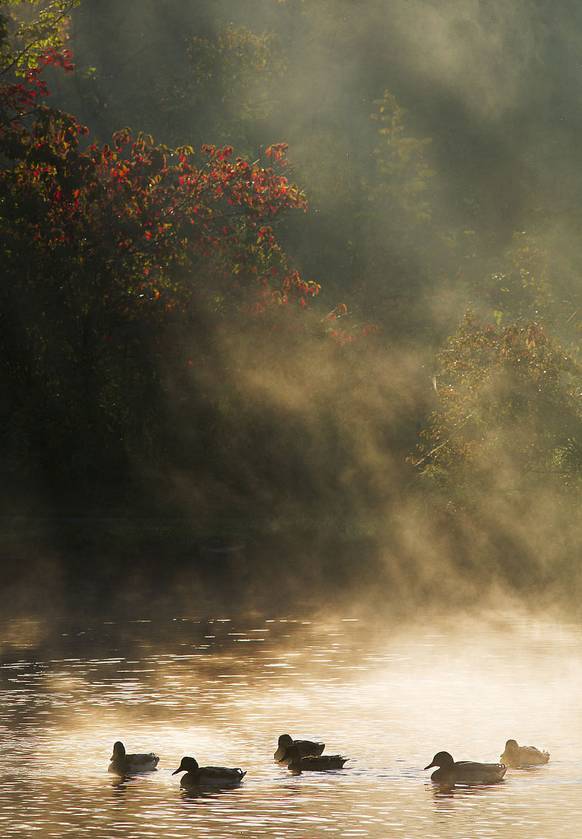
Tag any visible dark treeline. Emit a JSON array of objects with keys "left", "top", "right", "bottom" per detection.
[{"left": 0, "top": 0, "right": 581, "bottom": 613}]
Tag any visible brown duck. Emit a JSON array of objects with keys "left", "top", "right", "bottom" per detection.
[
  {"left": 108, "top": 741, "right": 159, "bottom": 775},
  {"left": 424, "top": 751, "right": 506, "bottom": 786},
  {"left": 172, "top": 756, "right": 246, "bottom": 788},
  {"left": 274, "top": 733, "right": 325, "bottom": 762},
  {"left": 500, "top": 739, "right": 550, "bottom": 768},
  {"left": 285, "top": 743, "right": 347, "bottom": 773}
]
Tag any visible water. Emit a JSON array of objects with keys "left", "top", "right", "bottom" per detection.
[{"left": 0, "top": 611, "right": 580, "bottom": 838}]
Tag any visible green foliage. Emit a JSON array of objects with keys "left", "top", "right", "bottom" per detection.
[
  {"left": 345, "top": 88, "right": 447, "bottom": 339},
  {"left": 156, "top": 24, "right": 286, "bottom": 149},
  {"left": 188, "top": 25, "right": 283, "bottom": 120},
  {"left": 483, "top": 232, "right": 552, "bottom": 326},
  {"left": 370, "top": 90, "right": 435, "bottom": 224},
  {"left": 415, "top": 312, "right": 582, "bottom": 496},
  {"left": 0, "top": 0, "right": 78, "bottom": 75}
]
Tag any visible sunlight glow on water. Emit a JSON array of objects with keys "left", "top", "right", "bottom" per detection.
[{"left": 0, "top": 614, "right": 581, "bottom": 837}]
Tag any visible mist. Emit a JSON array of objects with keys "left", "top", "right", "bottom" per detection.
[{"left": 0, "top": 0, "right": 580, "bottom": 627}]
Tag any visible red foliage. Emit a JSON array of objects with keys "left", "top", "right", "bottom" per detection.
[
  {"left": 0, "top": 52, "right": 319, "bottom": 321},
  {"left": 321, "top": 303, "right": 379, "bottom": 346}
]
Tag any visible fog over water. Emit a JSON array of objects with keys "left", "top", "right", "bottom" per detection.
[
  {"left": 0, "top": 612, "right": 580, "bottom": 838},
  {"left": 1, "top": 2, "right": 582, "bottom": 835}
]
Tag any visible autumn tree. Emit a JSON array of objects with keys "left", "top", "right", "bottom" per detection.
[
  {"left": 0, "top": 0, "right": 78, "bottom": 75},
  {"left": 0, "top": 36, "right": 318, "bottom": 497},
  {"left": 414, "top": 313, "right": 582, "bottom": 499}
]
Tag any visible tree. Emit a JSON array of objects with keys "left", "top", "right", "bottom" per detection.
[
  {"left": 158, "top": 24, "right": 286, "bottom": 150},
  {"left": 414, "top": 312, "right": 582, "bottom": 498},
  {"left": 370, "top": 89, "right": 435, "bottom": 226},
  {"left": 0, "top": 0, "right": 78, "bottom": 75},
  {"left": 0, "top": 47, "right": 318, "bottom": 495}
]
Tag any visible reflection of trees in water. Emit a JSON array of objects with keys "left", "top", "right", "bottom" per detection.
[{"left": 0, "top": 616, "right": 366, "bottom": 737}]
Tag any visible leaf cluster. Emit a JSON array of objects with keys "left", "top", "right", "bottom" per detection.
[{"left": 415, "top": 312, "right": 582, "bottom": 495}]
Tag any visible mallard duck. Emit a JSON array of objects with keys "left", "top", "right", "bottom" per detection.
[
  {"left": 285, "top": 743, "right": 347, "bottom": 772},
  {"left": 274, "top": 733, "right": 325, "bottom": 762},
  {"left": 424, "top": 751, "right": 506, "bottom": 786},
  {"left": 172, "top": 756, "right": 246, "bottom": 788},
  {"left": 108, "top": 741, "right": 159, "bottom": 775},
  {"left": 500, "top": 739, "right": 550, "bottom": 768}
]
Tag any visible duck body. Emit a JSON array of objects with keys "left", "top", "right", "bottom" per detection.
[
  {"left": 501, "top": 739, "right": 550, "bottom": 768},
  {"left": 173, "top": 756, "right": 246, "bottom": 788},
  {"left": 274, "top": 733, "right": 325, "bottom": 762},
  {"left": 285, "top": 743, "right": 347, "bottom": 772},
  {"left": 424, "top": 751, "right": 506, "bottom": 786},
  {"left": 108, "top": 741, "right": 159, "bottom": 775}
]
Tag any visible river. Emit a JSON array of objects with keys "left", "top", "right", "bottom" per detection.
[{"left": 0, "top": 611, "right": 579, "bottom": 837}]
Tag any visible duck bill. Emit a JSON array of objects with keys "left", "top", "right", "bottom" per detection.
[
  {"left": 424, "top": 762, "right": 436, "bottom": 770},
  {"left": 172, "top": 768, "right": 182, "bottom": 775}
]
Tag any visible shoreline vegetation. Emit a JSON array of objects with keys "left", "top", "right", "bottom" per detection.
[{"left": 0, "top": 2, "right": 581, "bottom": 618}]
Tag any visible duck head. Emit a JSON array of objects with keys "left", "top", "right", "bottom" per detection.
[
  {"left": 111, "top": 741, "right": 126, "bottom": 761},
  {"left": 424, "top": 751, "right": 454, "bottom": 771},
  {"left": 278, "top": 734, "right": 293, "bottom": 749},
  {"left": 504, "top": 739, "right": 519, "bottom": 754},
  {"left": 172, "top": 756, "right": 199, "bottom": 775}
]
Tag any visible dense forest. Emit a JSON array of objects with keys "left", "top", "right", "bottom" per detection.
[{"left": 0, "top": 0, "right": 581, "bottom": 612}]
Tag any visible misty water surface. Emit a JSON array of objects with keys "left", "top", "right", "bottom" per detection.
[{"left": 0, "top": 612, "right": 580, "bottom": 838}]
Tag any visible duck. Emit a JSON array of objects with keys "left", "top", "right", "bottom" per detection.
[
  {"left": 424, "top": 751, "right": 506, "bottom": 786},
  {"left": 285, "top": 743, "right": 347, "bottom": 773},
  {"left": 274, "top": 733, "right": 325, "bottom": 762},
  {"left": 108, "top": 741, "right": 159, "bottom": 775},
  {"left": 172, "top": 756, "right": 246, "bottom": 788},
  {"left": 500, "top": 739, "right": 550, "bottom": 768}
]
